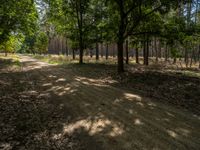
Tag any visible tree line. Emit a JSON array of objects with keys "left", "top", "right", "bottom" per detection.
[{"left": 1, "top": 0, "right": 200, "bottom": 72}]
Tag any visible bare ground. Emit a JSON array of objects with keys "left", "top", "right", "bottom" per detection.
[{"left": 0, "top": 55, "right": 200, "bottom": 150}]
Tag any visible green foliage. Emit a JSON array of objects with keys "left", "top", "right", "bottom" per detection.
[
  {"left": 20, "top": 31, "right": 48, "bottom": 54},
  {"left": 0, "top": 35, "right": 23, "bottom": 54},
  {"left": 0, "top": 0, "right": 38, "bottom": 44},
  {"left": 35, "top": 32, "right": 49, "bottom": 54}
]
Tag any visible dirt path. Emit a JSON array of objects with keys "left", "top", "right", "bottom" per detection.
[{"left": 1, "top": 55, "right": 200, "bottom": 150}]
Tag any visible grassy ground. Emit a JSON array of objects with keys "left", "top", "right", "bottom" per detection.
[
  {"left": 0, "top": 54, "right": 200, "bottom": 150},
  {"left": 0, "top": 54, "right": 21, "bottom": 71}
]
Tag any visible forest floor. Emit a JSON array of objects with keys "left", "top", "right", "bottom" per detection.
[{"left": 0, "top": 54, "right": 200, "bottom": 150}]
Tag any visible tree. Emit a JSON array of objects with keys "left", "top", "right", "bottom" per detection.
[
  {"left": 35, "top": 31, "right": 49, "bottom": 54},
  {"left": 0, "top": 35, "right": 22, "bottom": 56},
  {"left": 0, "top": 0, "right": 38, "bottom": 44},
  {"left": 107, "top": 0, "right": 178, "bottom": 73}
]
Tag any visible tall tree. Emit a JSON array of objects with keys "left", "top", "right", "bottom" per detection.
[
  {"left": 0, "top": 0, "right": 38, "bottom": 44},
  {"left": 107, "top": 0, "right": 178, "bottom": 73}
]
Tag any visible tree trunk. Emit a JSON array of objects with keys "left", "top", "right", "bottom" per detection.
[
  {"left": 143, "top": 39, "right": 146, "bottom": 65},
  {"left": 4, "top": 45, "right": 7, "bottom": 57},
  {"left": 155, "top": 37, "right": 158, "bottom": 62},
  {"left": 96, "top": 42, "right": 99, "bottom": 60},
  {"left": 125, "top": 39, "right": 129, "bottom": 64},
  {"left": 135, "top": 46, "right": 139, "bottom": 64},
  {"left": 185, "top": 48, "right": 189, "bottom": 68},
  {"left": 90, "top": 49, "right": 93, "bottom": 58},
  {"left": 159, "top": 39, "right": 162, "bottom": 59},
  {"left": 198, "top": 45, "right": 200, "bottom": 69},
  {"left": 190, "top": 49, "right": 194, "bottom": 68},
  {"left": 65, "top": 39, "right": 69, "bottom": 56},
  {"left": 106, "top": 43, "right": 109, "bottom": 60},
  {"left": 79, "top": 41, "right": 83, "bottom": 64},
  {"left": 101, "top": 43, "right": 103, "bottom": 58},
  {"left": 117, "top": 39, "right": 124, "bottom": 73},
  {"left": 165, "top": 43, "right": 168, "bottom": 62},
  {"left": 72, "top": 49, "right": 75, "bottom": 60},
  {"left": 173, "top": 58, "right": 177, "bottom": 64},
  {"left": 198, "top": 45, "right": 200, "bottom": 68},
  {"left": 5, "top": 51, "right": 7, "bottom": 57},
  {"left": 145, "top": 37, "right": 149, "bottom": 66},
  {"left": 112, "top": 44, "right": 115, "bottom": 58}
]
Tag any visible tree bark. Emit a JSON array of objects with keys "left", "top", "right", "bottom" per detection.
[
  {"left": 158, "top": 39, "right": 162, "bottom": 59},
  {"left": 101, "top": 43, "right": 103, "bottom": 58},
  {"left": 72, "top": 49, "right": 75, "bottom": 60},
  {"left": 125, "top": 39, "right": 129, "bottom": 64},
  {"left": 143, "top": 39, "right": 146, "bottom": 65},
  {"left": 117, "top": 39, "right": 124, "bottom": 73},
  {"left": 79, "top": 37, "right": 83, "bottom": 64},
  {"left": 165, "top": 43, "right": 168, "bottom": 62},
  {"left": 96, "top": 42, "right": 99, "bottom": 60},
  {"left": 135, "top": 46, "right": 139, "bottom": 64},
  {"left": 145, "top": 37, "right": 149, "bottom": 66},
  {"left": 198, "top": 45, "right": 200, "bottom": 68},
  {"left": 185, "top": 48, "right": 189, "bottom": 67},
  {"left": 106, "top": 43, "right": 109, "bottom": 60},
  {"left": 65, "top": 39, "right": 69, "bottom": 56},
  {"left": 155, "top": 37, "right": 158, "bottom": 62}
]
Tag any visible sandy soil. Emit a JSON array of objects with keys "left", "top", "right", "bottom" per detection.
[{"left": 0, "top": 55, "right": 200, "bottom": 150}]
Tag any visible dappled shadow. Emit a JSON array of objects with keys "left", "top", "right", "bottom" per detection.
[
  {"left": 0, "top": 57, "right": 200, "bottom": 150},
  {"left": 120, "top": 70, "right": 200, "bottom": 115},
  {"left": 0, "top": 58, "right": 20, "bottom": 71}
]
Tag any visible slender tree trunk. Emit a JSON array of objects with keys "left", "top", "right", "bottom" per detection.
[
  {"left": 155, "top": 37, "right": 158, "bottom": 62},
  {"left": 198, "top": 45, "right": 200, "bottom": 68},
  {"left": 72, "top": 49, "right": 75, "bottom": 60},
  {"left": 75, "top": 0, "right": 83, "bottom": 64},
  {"left": 96, "top": 42, "right": 99, "bottom": 60},
  {"left": 106, "top": 43, "right": 109, "bottom": 60},
  {"left": 116, "top": 2, "right": 127, "bottom": 73},
  {"left": 159, "top": 39, "right": 162, "bottom": 59},
  {"left": 135, "top": 45, "right": 139, "bottom": 64},
  {"left": 79, "top": 38, "right": 83, "bottom": 64},
  {"left": 112, "top": 44, "right": 115, "bottom": 58},
  {"left": 117, "top": 39, "right": 124, "bottom": 73},
  {"left": 190, "top": 49, "right": 194, "bottom": 68},
  {"left": 65, "top": 39, "right": 69, "bottom": 56},
  {"left": 101, "top": 43, "right": 103, "bottom": 58},
  {"left": 4, "top": 45, "right": 7, "bottom": 57},
  {"left": 5, "top": 51, "right": 7, "bottom": 57},
  {"left": 143, "top": 38, "right": 146, "bottom": 65},
  {"left": 145, "top": 37, "right": 149, "bottom": 66},
  {"left": 125, "top": 39, "right": 129, "bottom": 64},
  {"left": 165, "top": 43, "right": 168, "bottom": 62},
  {"left": 185, "top": 48, "right": 189, "bottom": 67},
  {"left": 90, "top": 49, "right": 93, "bottom": 58}
]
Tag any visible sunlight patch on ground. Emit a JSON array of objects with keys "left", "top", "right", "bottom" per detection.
[
  {"left": 58, "top": 118, "right": 124, "bottom": 138},
  {"left": 42, "top": 83, "right": 53, "bottom": 87},
  {"left": 0, "top": 143, "right": 12, "bottom": 150},
  {"left": 124, "top": 93, "right": 142, "bottom": 101},
  {"left": 113, "top": 98, "right": 123, "bottom": 104},
  {"left": 167, "top": 130, "right": 177, "bottom": 138},
  {"left": 109, "top": 124, "right": 124, "bottom": 137},
  {"left": 134, "top": 118, "right": 144, "bottom": 126},
  {"left": 48, "top": 75, "right": 57, "bottom": 78},
  {"left": 75, "top": 76, "right": 117, "bottom": 87},
  {"left": 46, "top": 85, "right": 77, "bottom": 96},
  {"left": 165, "top": 112, "right": 175, "bottom": 118},
  {"left": 176, "top": 128, "right": 190, "bottom": 137},
  {"left": 56, "top": 78, "right": 66, "bottom": 82}
]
